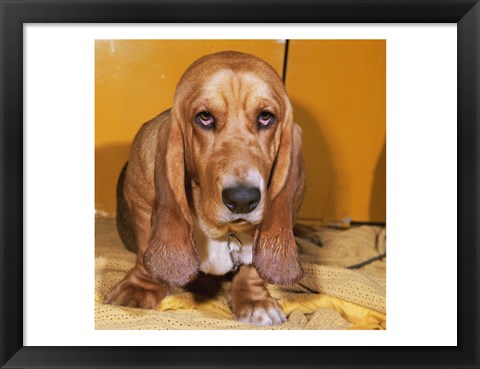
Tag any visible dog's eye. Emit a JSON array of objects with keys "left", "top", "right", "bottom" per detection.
[
  {"left": 257, "top": 111, "right": 275, "bottom": 128},
  {"left": 195, "top": 112, "right": 215, "bottom": 129}
]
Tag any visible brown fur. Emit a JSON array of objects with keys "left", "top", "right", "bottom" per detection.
[
  {"left": 104, "top": 51, "right": 306, "bottom": 322},
  {"left": 228, "top": 265, "right": 286, "bottom": 324}
]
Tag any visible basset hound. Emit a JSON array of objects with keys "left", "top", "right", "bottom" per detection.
[{"left": 104, "top": 51, "right": 306, "bottom": 326}]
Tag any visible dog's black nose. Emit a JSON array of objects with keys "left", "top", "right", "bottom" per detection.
[{"left": 222, "top": 186, "right": 261, "bottom": 214}]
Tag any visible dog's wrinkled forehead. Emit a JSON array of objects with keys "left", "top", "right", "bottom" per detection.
[
  {"left": 197, "top": 70, "right": 282, "bottom": 113},
  {"left": 174, "top": 51, "right": 287, "bottom": 103}
]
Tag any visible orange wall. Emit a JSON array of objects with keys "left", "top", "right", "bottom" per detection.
[
  {"left": 95, "top": 40, "right": 386, "bottom": 225},
  {"left": 287, "top": 40, "right": 386, "bottom": 225}
]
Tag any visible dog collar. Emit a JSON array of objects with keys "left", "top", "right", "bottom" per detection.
[{"left": 227, "top": 231, "right": 242, "bottom": 272}]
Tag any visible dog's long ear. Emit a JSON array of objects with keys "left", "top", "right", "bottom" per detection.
[
  {"left": 253, "top": 120, "right": 305, "bottom": 285},
  {"left": 143, "top": 116, "right": 199, "bottom": 287}
]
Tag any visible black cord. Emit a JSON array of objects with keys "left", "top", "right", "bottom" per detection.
[
  {"left": 346, "top": 253, "right": 387, "bottom": 270},
  {"left": 282, "top": 39, "right": 289, "bottom": 83}
]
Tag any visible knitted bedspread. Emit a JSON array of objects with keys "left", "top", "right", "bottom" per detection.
[{"left": 95, "top": 218, "right": 386, "bottom": 330}]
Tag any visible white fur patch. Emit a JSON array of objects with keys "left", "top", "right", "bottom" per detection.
[
  {"left": 222, "top": 169, "right": 264, "bottom": 192},
  {"left": 193, "top": 219, "right": 253, "bottom": 275},
  {"left": 235, "top": 304, "right": 286, "bottom": 326}
]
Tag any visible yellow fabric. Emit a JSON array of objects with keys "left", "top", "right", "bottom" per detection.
[{"left": 95, "top": 218, "right": 386, "bottom": 330}]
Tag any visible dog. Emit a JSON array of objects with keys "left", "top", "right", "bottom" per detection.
[{"left": 104, "top": 51, "right": 306, "bottom": 326}]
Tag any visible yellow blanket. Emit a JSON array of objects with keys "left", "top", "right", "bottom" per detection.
[{"left": 95, "top": 218, "right": 386, "bottom": 330}]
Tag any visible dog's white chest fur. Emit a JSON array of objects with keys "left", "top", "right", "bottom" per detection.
[{"left": 193, "top": 225, "right": 253, "bottom": 275}]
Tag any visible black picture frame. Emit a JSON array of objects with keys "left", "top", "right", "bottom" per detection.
[{"left": 1, "top": 1, "right": 479, "bottom": 368}]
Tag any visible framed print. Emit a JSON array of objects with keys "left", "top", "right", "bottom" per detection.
[{"left": 1, "top": 0, "right": 479, "bottom": 368}]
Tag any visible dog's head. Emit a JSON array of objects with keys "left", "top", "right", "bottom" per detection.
[{"left": 174, "top": 51, "right": 298, "bottom": 234}]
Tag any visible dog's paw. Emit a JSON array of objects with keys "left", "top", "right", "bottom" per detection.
[
  {"left": 232, "top": 298, "right": 287, "bottom": 326},
  {"left": 104, "top": 280, "right": 166, "bottom": 309}
]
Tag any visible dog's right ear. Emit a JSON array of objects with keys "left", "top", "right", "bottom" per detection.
[
  {"left": 253, "top": 121, "right": 305, "bottom": 285},
  {"left": 143, "top": 115, "right": 199, "bottom": 287}
]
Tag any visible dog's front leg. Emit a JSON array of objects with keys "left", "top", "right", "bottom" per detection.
[
  {"left": 104, "top": 205, "right": 169, "bottom": 309},
  {"left": 104, "top": 264, "right": 168, "bottom": 309},
  {"left": 228, "top": 265, "right": 286, "bottom": 326}
]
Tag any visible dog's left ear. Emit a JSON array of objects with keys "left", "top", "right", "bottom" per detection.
[{"left": 253, "top": 119, "right": 305, "bottom": 285}]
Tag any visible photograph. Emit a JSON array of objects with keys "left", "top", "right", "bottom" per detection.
[{"left": 94, "top": 40, "right": 387, "bottom": 330}]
